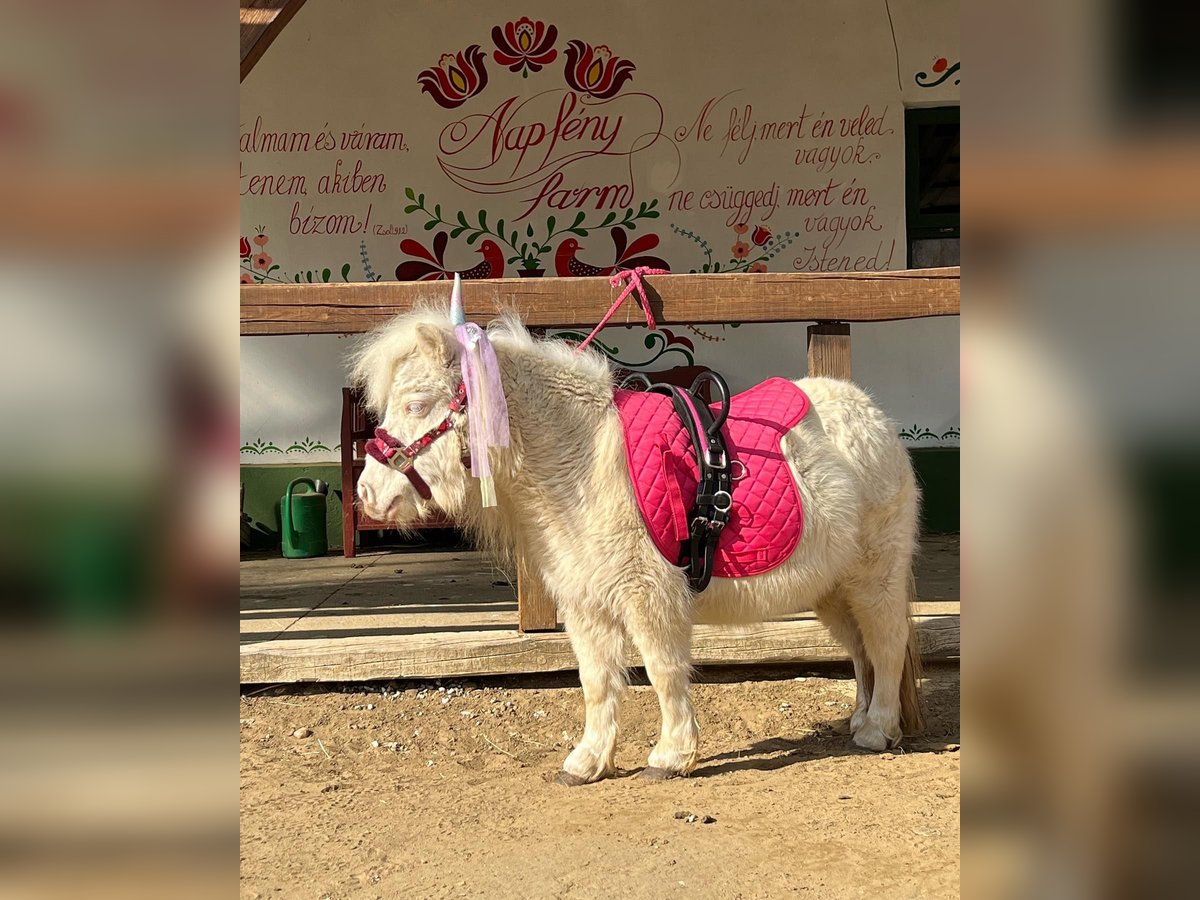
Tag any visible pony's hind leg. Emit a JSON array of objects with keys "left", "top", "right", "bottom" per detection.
[
  {"left": 845, "top": 558, "right": 915, "bottom": 752},
  {"left": 623, "top": 585, "right": 698, "bottom": 779},
  {"left": 813, "top": 590, "right": 873, "bottom": 733},
  {"left": 558, "top": 606, "right": 628, "bottom": 785}
]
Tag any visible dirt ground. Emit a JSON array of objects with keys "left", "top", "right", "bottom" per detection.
[{"left": 240, "top": 663, "right": 959, "bottom": 899}]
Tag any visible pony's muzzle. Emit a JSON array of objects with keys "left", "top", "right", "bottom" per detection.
[{"left": 357, "top": 478, "right": 377, "bottom": 509}]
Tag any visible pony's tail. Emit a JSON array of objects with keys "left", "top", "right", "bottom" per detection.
[{"left": 899, "top": 571, "right": 925, "bottom": 735}]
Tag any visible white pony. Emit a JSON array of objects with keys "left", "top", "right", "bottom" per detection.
[{"left": 353, "top": 306, "right": 922, "bottom": 784}]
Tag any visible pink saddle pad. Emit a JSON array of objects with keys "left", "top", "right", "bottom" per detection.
[{"left": 614, "top": 376, "right": 810, "bottom": 579}]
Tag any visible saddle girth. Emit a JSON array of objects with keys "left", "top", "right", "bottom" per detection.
[{"left": 639, "top": 371, "right": 734, "bottom": 592}]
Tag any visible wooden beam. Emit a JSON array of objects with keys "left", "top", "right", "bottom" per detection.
[
  {"left": 241, "top": 0, "right": 308, "bottom": 83},
  {"left": 241, "top": 268, "right": 960, "bottom": 335},
  {"left": 517, "top": 559, "right": 558, "bottom": 633},
  {"left": 806, "top": 323, "right": 853, "bottom": 379},
  {"left": 240, "top": 606, "right": 959, "bottom": 683}
]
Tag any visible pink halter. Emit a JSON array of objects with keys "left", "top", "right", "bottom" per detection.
[{"left": 365, "top": 382, "right": 469, "bottom": 500}]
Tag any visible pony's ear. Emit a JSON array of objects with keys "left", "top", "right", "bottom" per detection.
[{"left": 413, "top": 322, "right": 455, "bottom": 368}]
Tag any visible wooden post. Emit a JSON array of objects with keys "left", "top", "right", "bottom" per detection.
[
  {"left": 807, "top": 322, "right": 852, "bottom": 380},
  {"left": 517, "top": 557, "right": 558, "bottom": 632}
]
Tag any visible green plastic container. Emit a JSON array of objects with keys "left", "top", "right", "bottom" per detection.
[{"left": 281, "top": 478, "right": 328, "bottom": 558}]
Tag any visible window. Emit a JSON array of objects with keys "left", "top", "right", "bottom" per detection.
[{"left": 905, "top": 106, "right": 960, "bottom": 268}]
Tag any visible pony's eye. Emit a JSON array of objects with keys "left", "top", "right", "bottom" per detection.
[{"left": 406, "top": 401, "right": 428, "bottom": 417}]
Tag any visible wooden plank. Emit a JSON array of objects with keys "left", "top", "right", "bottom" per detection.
[
  {"left": 240, "top": 609, "right": 959, "bottom": 683},
  {"left": 241, "top": 268, "right": 960, "bottom": 335},
  {"left": 241, "top": 0, "right": 308, "bottom": 82},
  {"left": 807, "top": 322, "right": 852, "bottom": 379},
  {"left": 517, "top": 559, "right": 558, "bottom": 633}
]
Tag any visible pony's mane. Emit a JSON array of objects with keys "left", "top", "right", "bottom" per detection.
[
  {"left": 348, "top": 302, "right": 451, "bottom": 414},
  {"left": 349, "top": 304, "right": 613, "bottom": 414},
  {"left": 486, "top": 310, "right": 613, "bottom": 387}
]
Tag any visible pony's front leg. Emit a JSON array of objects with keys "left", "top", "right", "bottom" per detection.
[
  {"left": 556, "top": 608, "right": 628, "bottom": 786},
  {"left": 626, "top": 588, "right": 698, "bottom": 779}
]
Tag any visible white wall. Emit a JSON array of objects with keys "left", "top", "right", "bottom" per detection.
[{"left": 239, "top": 0, "right": 959, "bottom": 463}]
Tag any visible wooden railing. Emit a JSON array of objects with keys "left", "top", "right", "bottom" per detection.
[
  {"left": 242, "top": 267, "right": 960, "bottom": 631},
  {"left": 241, "top": 267, "right": 959, "bottom": 334}
]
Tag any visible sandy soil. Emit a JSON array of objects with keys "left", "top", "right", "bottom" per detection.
[{"left": 240, "top": 664, "right": 959, "bottom": 899}]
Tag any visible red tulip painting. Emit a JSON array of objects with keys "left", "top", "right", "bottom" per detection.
[
  {"left": 417, "top": 26, "right": 641, "bottom": 106},
  {"left": 751, "top": 225, "right": 772, "bottom": 246},
  {"left": 417, "top": 46, "right": 490, "bottom": 109},
  {"left": 563, "top": 40, "right": 635, "bottom": 99},
  {"left": 491, "top": 17, "right": 558, "bottom": 77}
]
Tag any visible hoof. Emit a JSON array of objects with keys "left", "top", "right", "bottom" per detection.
[
  {"left": 640, "top": 766, "right": 682, "bottom": 781},
  {"left": 554, "top": 770, "right": 590, "bottom": 787},
  {"left": 852, "top": 721, "right": 901, "bottom": 753}
]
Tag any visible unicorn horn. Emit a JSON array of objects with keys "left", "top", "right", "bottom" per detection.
[{"left": 449, "top": 272, "right": 465, "bottom": 326}]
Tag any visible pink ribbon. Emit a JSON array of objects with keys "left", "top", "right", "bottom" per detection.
[
  {"left": 454, "top": 323, "right": 509, "bottom": 483},
  {"left": 574, "top": 266, "right": 668, "bottom": 354}
]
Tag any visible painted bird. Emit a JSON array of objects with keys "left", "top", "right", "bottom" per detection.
[
  {"left": 554, "top": 228, "right": 670, "bottom": 278},
  {"left": 396, "top": 232, "right": 505, "bottom": 281}
]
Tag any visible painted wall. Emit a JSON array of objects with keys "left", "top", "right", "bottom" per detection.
[{"left": 240, "top": 0, "right": 959, "bottom": 465}]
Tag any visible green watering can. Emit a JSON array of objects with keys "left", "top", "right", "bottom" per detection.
[{"left": 281, "top": 478, "right": 329, "bottom": 558}]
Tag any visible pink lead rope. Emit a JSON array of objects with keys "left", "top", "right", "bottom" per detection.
[{"left": 573, "top": 266, "right": 668, "bottom": 354}]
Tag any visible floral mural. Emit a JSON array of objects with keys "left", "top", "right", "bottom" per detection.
[
  {"left": 670, "top": 222, "right": 798, "bottom": 274},
  {"left": 417, "top": 45, "right": 490, "bottom": 108},
  {"left": 396, "top": 191, "right": 665, "bottom": 279},
  {"left": 491, "top": 17, "right": 558, "bottom": 77},
  {"left": 240, "top": 227, "right": 354, "bottom": 284},
  {"left": 562, "top": 40, "right": 636, "bottom": 99},
  {"left": 418, "top": 27, "right": 636, "bottom": 106}
]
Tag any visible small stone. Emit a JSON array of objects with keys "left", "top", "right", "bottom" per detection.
[
  {"left": 673, "top": 810, "right": 691, "bottom": 820},
  {"left": 685, "top": 814, "right": 698, "bottom": 824},
  {"left": 532, "top": 710, "right": 547, "bottom": 719},
  {"left": 778, "top": 702, "right": 791, "bottom": 710},
  {"left": 701, "top": 815, "right": 716, "bottom": 824},
  {"left": 293, "top": 728, "right": 312, "bottom": 738},
  {"left": 366, "top": 703, "right": 374, "bottom": 710},
  {"left": 370, "top": 740, "right": 380, "bottom": 748},
  {"left": 838, "top": 794, "right": 852, "bottom": 800}
]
